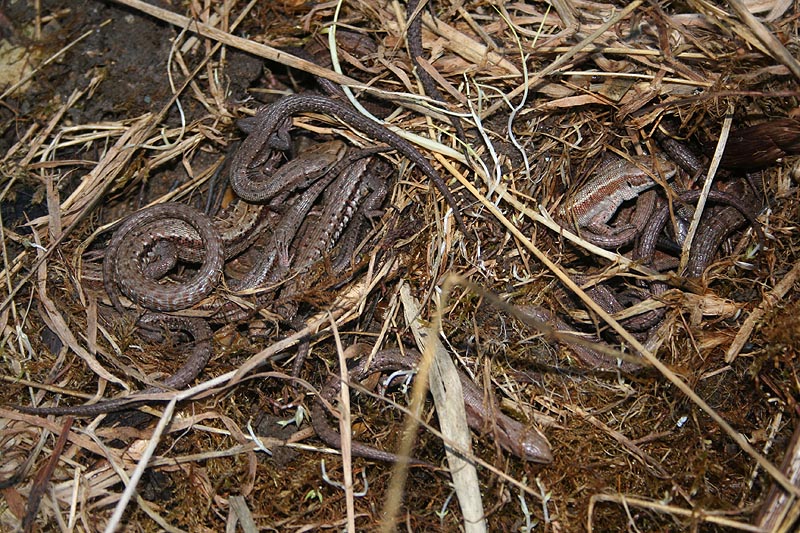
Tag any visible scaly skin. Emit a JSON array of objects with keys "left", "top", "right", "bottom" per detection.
[
  {"left": 559, "top": 154, "right": 678, "bottom": 249},
  {"left": 230, "top": 93, "right": 467, "bottom": 233},
  {"left": 104, "top": 203, "right": 224, "bottom": 312},
  {"left": 312, "top": 348, "right": 553, "bottom": 465}
]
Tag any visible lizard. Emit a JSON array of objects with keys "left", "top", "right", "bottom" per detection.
[
  {"left": 558, "top": 153, "right": 678, "bottom": 249},
  {"left": 229, "top": 93, "right": 468, "bottom": 234},
  {"left": 312, "top": 347, "right": 553, "bottom": 465}
]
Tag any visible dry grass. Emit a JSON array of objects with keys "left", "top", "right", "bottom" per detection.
[{"left": 1, "top": 0, "right": 800, "bottom": 531}]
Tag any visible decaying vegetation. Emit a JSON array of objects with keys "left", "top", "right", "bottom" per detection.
[{"left": 1, "top": 0, "right": 800, "bottom": 531}]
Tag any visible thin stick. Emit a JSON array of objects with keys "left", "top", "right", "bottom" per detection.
[
  {"left": 111, "top": 0, "right": 363, "bottom": 90},
  {"left": 679, "top": 109, "right": 733, "bottom": 271}
]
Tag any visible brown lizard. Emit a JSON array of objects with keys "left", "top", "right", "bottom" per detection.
[
  {"left": 558, "top": 154, "right": 678, "bottom": 249},
  {"left": 230, "top": 93, "right": 468, "bottom": 234},
  {"left": 312, "top": 347, "right": 553, "bottom": 465}
]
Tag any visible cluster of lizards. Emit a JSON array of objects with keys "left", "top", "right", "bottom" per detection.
[
  {"left": 14, "top": 2, "right": 781, "bottom": 469},
  {"left": 15, "top": 101, "right": 394, "bottom": 411},
  {"left": 14, "top": 89, "right": 556, "bottom": 462},
  {"left": 545, "top": 126, "right": 768, "bottom": 371},
  {"left": 13, "top": 2, "right": 560, "bottom": 466}
]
